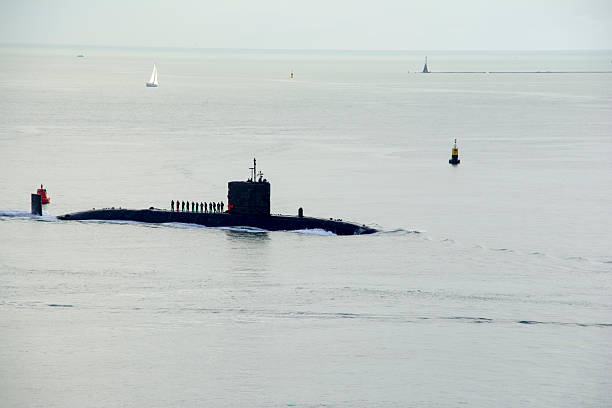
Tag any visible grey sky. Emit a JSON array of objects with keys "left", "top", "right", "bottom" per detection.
[{"left": 1, "top": 0, "right": 611, "bottom": 50}]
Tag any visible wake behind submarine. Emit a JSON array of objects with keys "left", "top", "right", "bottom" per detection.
[{"left": 58, "top": 159, "right": 377, "bottom": 236}]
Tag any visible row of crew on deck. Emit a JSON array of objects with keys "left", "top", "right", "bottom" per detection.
[{"left": 171, "top": 200, "right": 224, "bottom": 213}]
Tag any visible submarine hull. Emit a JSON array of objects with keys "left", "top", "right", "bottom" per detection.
[{"left": 58, "top": 208, "right": 377, "bottom": 235}]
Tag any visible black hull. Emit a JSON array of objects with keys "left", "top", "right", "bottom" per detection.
[
  {"left": 449, "top": 159, "right": 460, "bottom": 165},
  {"left": 58, "top": 208, "right": 377, "bottom": 235}
]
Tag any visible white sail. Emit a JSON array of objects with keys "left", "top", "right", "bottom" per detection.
[{"left": 147, "top": 64, "right": 158, "bottom": 87}]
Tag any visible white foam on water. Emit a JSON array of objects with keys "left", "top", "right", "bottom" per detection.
[
  {"left": 162, "top": 222, "right": 212, "bottom": 229},
  {"left": 0, "top": 209, "right": 57, "bottom": 222},
  {"left": 382, "top": 228, "right": 426, "bottom": 235},
  {"left": 287, "top": 228, "right": 337, "bottom": 236},
  {"left": 0, "top": 210, "right": 35, "bottom": 218},
  {"left": 217, "top": 226, "right": 269, "bottom": 233}
]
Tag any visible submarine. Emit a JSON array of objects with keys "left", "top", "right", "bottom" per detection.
[{"left": 58, "top": 159, "right": 377, "bottom": 236}]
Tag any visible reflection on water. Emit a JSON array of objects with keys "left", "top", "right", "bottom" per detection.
[{"left": 223, "top": 228, "right": 270, "bottom": 242}]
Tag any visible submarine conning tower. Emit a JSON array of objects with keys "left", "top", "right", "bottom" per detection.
[{"left": 227, "top": 158, "right": 271, "bottom": 216}]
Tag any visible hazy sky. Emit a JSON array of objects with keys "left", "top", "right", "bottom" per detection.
[{"left": 1, "top": 0, "right": 611, "bottom": 50}]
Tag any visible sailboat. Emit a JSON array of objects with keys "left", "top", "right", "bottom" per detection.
[{"left": 146, "top": 64, "right": 159, "bottom": 87}]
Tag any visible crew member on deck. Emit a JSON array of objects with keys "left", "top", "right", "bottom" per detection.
[
  {"left": 221, "top": 202, "right": 224, "bottom": 212},
  {"left": 171, "top": 200, "right": 174, "bottom": 211},
  {"left": 182, "top": 201, "right": 185, "bottom": 212}
]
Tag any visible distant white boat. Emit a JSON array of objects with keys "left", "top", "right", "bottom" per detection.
[{"left": 146, "top": 64, "right": 159, "bottom": 87}]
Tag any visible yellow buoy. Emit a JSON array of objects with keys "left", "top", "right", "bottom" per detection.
[{"left": 449, "top": 139, "right": 460, "bottom": 165}]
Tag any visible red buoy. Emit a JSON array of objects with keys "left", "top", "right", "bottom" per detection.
[{"left": 36, "top": 184, "right": 50, "bottom": 204}]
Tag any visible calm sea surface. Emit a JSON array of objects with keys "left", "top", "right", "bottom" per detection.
[{"left": 1, "top": 46, "right": 611, "bottom": 407}]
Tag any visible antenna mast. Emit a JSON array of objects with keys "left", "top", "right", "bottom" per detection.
[
  {"left": 248, "top": 158, "right": 256, "bottom": 181},
  {"left": 248, "top": 158, "right": 264, "bottom": 182}
]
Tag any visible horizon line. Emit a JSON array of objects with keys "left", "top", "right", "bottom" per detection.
[{"left": 1, "top": 42, "right": 611, "bottom": 54}]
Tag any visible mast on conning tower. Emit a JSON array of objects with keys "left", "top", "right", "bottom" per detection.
[{"left": 249, "top": 158, "right": 257, "bottom": 182}]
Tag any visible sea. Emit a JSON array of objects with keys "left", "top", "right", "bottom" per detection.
[{"left": 1, "top": 45, "right": 611, "bottom": 407}]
